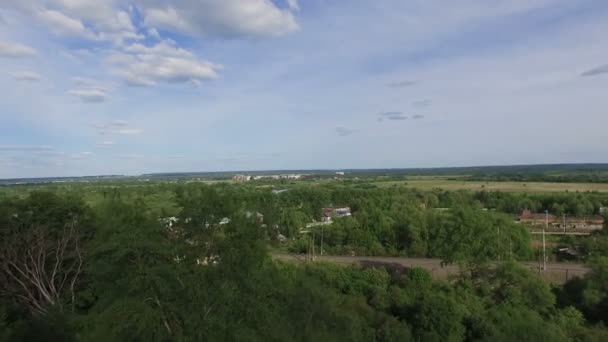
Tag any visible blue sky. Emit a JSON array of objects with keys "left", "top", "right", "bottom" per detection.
[{"left": 1, "top": 0, "right": 608, "bottom": 178}]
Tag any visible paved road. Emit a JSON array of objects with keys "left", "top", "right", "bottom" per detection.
[
  {"left": 531, "top": 231, "right": 591, "bottom": 236},
  {"left": 272, "top": 254, "right": 589, "bottom": 284}
]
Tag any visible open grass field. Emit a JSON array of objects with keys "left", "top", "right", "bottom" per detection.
[{"left": 374, "top": 179, "right": 608, "bottom": 192}]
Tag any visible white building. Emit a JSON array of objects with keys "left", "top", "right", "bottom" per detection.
[{"left": 232, "top": 174, "right": 251, "bottom": 181}]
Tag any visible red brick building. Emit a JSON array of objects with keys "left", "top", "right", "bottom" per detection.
[{"left": 518, "top": 210, "right": 604, "bottom": 230}]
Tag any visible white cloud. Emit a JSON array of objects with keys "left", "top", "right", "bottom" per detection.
[
  {"left": 68, "top": 88, "right": 109, "bottom": 102},
  {"left": 335, "top": 126, "right": 354, "bottom": 137},
  {"left": 287, "top": 0, "right": 300, "bottom": 11},
  {"left": 141, "top": 0, "right": 299, "bottom": 37},
  {"left": 115, "top": 128, "right": 142, "bottom": 135},
  {"left": 0, "top": 41, "right": 37, "bottom": 58},
  {"left": 124, "top": 41, "right": 193, "bottom": 58},
  {"left": 388, "top": 80, "right": 417, "bottom": 88},
  {"left": 124, "top": 74, "right": 156, "bottom": 87},
  {"left": 32, "top": 150, "right": 66, "bottom": 157},
  {"left": 581, "top": 64, "right": 608, "bottom": 77},
  {"left": 3, "top": 1, "right": 140, "bottom": 43},
  {"left": 0, "top": 145, "right": 53, "bottom": 152},
  {"left": 144, "top": 7, "right": 192, "bottom": 33},
  {"left": 93, "top": 121, "right": 142, "bottom": 136},
  {"left": 8, "top": 71, "right": 41, "bottom": 81},
  {"left": 117, "top": 154, "right": 145, "bottom": 160},
  {"left": 69, "top": 151, "right": 93, "bottom": 160},
  {"left": 378, "top": 111, "right": 407, "bottom": 121},
  {"left": 67, "top": 77, "right": 112, "bottom": 102},
  {"left": 96, "top": 140, "right": 115, "bottom": 147},
  {"left": 147, "top": 28, "right": 161, "bottom": 39},
  {"left": 412, "top": 100, "right": 432, "bottom": 108},
  {"left": 0, "top": 158, "right": 18, "bottom": 168},
  {"left": 37, "top": 9, "right": 89, "bottom": 37},
  {"left": 188, "top": 79, "right": 202, "bottom": 88},
  {"left": 3, "top": 1, "right": 299, "bottom": 43},
  {"left": 72, "top": 77, "right": 106, "bottom": 87},
  {"left": 109, "top": 41, "right": 221, "bottom": 86},
  {"left": 110, "top": 120, "right": 129, "bottom": 127}
]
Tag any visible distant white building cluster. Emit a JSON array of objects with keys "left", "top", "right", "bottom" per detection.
[
  {"left": 232, "top": 174, "right": 305, "bottom": 181},
  {"left": 232, "top": 174, "right": 252, "bottom": 181}
]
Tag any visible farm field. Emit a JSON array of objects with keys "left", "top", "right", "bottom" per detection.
[{"left": 374, "top": 179, "right": 608, "bottom": 192}]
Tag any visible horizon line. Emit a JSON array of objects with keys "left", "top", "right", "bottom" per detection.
[{"left": 2, "top": 162, "right": 608, "bottom": 182}]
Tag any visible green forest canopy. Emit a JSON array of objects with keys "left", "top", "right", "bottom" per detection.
[{"left": 1, "top": 184, "right": 608, "bottom": 341}]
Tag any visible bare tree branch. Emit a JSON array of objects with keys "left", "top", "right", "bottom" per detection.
[{"left": 0, "top": 213, "right": 87, "bottom": 315}]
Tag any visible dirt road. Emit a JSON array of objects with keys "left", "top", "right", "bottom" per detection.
[{"left": 272, "top": 254, "right": 589, "bottom": 284}]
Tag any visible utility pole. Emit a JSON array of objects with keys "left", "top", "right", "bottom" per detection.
[
  {"left": 497, "top": 226, "right": 501, "bottom": 260},
  {"left": 543, "top": 210, "right": 548, "bottom": 271},
  {"left": 311, "top": 232, "right": 315, "bottom": 262},
  {"left": 307, "top": 234, "right": 311, "bottom": 263},
  {"left": 320, "top": 225, "right": 324, "bottom": 256}
]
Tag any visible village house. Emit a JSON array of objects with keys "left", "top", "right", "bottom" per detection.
[
  {"left": 322, "top": 207, "right": 352, "bottom": 222},
  {"left": 245, "top": 211, "right": 264, "bottom": 224}
]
